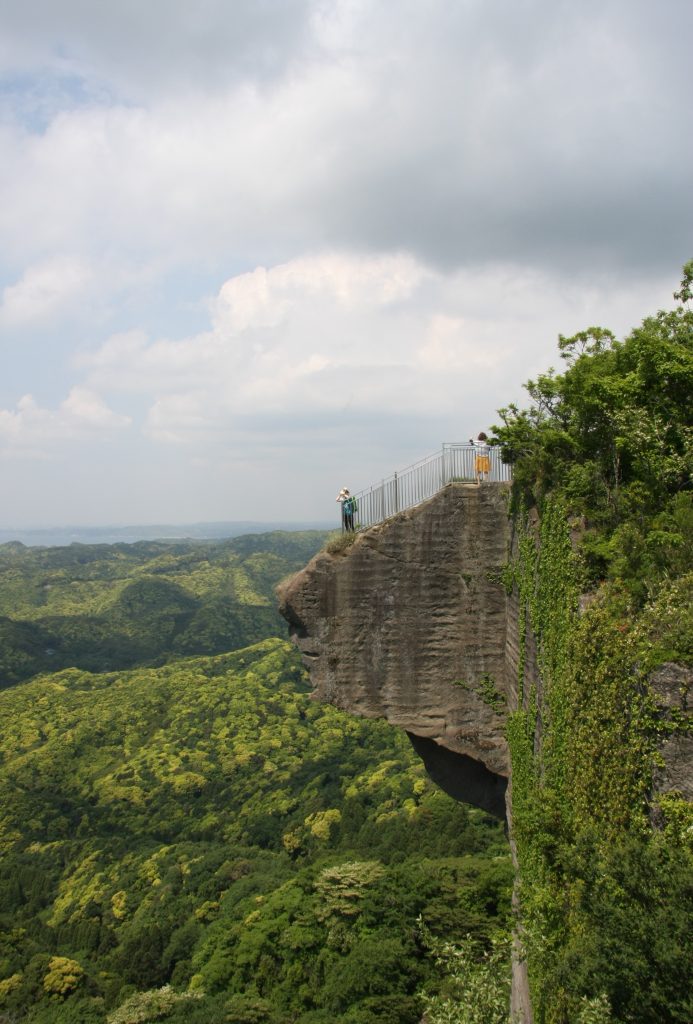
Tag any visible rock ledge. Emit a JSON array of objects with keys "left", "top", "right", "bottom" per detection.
[{"left": 278, "top": 483, "right": 513, "bottom": 815}]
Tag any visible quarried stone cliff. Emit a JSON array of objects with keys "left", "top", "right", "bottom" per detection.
[
  {"left": 277, "top": 482, "right": 515, "bottom": 818},
  {"left": 277, "top": 481, "right": 540, "bottom": 1022},
  {"left": 278, "top": 472, "right": 690, "bottom": 1024}
]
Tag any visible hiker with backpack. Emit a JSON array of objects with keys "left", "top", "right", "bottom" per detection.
[{"left": 336, "top": 487, "right": 357, "bottom": 532}]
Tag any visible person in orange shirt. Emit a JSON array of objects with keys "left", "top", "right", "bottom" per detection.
[{"left": 470, "top": 432, "right": 491, "bottom": 484}]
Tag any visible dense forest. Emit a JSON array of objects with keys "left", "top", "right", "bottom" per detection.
[
  {"left": 0, "top": 532, "right": 326, "bottom": 688},
  {"left": 0, "top": 534, "right": 510, "bottom": 1023},
  {"left": 493, "top": 263, "right": 693, "bottom": 1023}
]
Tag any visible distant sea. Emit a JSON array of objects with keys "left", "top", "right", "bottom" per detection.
[{"left": 0, "top": 521, "right": 334, "bottom": 548}]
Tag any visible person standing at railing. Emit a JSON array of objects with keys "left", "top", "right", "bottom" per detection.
[
  {"left": 336, "top": 487, "right": 356, "bottom": 531},
  {"left": 469, "top": 432, "right": 491, "bottom": 484}
]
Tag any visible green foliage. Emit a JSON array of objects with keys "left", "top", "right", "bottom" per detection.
[
  {"left": 508, "top": 503, "right": 693, "bottom": 1023},
  {"left": 500, "top": 266, "right": 693, "bottom": 1024},
  {"left": 43, "top": 957, "right": 84, "bottom": 997},
  {"left": 493, "top": 265, "right": 692, "bottom": 597},
  {"left": 106, "top": 985, "right": 201, "bottom": 1023},
  {"left": 223, "top": 993, "right": 280, "bottom": 1022},
  {"left": 314, "top": 861, "right": 386, "bottom": 922},
  {"left": 575, "top": 994, "right": 612, "bottom": 1024},
  {"left": 418, "top": 923, "right": 511, "bottom": 1024},
  {"left": 0, "top": 634, "right": 509, "bottom": 1023},
  {"left": 0, "top": 532, "right": 327, "bottom": 687}
]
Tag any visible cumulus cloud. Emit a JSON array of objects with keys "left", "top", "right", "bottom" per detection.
[
  {"left": 0, "top": 387, "right": 131, "bottom": 457},
  {"left": 0, "top": 256, "right": 94, "bottom": 326},
  {"left": 216, "top": 253, "right": 426, "bottom": 330},
  {"left": 75, "top": 252, "right": 674, "bottom": 459},
  {"left": 0, "top": 249, "right": 679, "bottom": 521},
  {"left": 0, "top": 0, "right": 690, "bottom": 524}
]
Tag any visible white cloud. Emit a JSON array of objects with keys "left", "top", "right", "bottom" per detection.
[
  {"left": 0, "top": 1, "right": 690, "bottom": 524},
  {"left": 0, "top": 387, "right": 131, "bottom": 458},
  {"left": 416, "top": 315, "right": 504, "bottom": 372},
  {"left": 215, "top": 252, "right": 426, "bottom": 333},
  {"left": 0, "top": 256, "right": 94, "bottom": 327},
  {"left": 0, "top": 0, "right": 316, "bottom": 100},
  {"left": 62, "top": 386, "right": 130, "bottom": 428},
  {"left": 0, "top": 249, "right": 679, "bottom": 523},
  {"left": 0, "top": 0, "right": 690, "bottom": 286},
  {"left": 0, "top": 247, "right": 677, "bottom": 481},
  {"left": 145, "top": 392, "right": 211, "bottom": 444},
  {"left": 75, "top": 252, "right": 675, "bottom": 456}
]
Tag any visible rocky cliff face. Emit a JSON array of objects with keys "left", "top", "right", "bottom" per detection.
[
  {"left": 650, "top": 662, "right": 693, "bottom": 804},
  {"left": 278, "top": 483, "right": 516, "bottom": 818},
  {"left": 279, "top": 484, "right": 689, "bottom": 1024}
]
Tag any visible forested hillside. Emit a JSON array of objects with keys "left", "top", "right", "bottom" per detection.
[
  {"left": 0, "top": 531, "right": 510, "bottom": 1023},
  {"left": 5, "top": 259, "right": 688, "bottom": 1024},
  {"left": 0, "top": 640, "right": 509, "bottom": 1024},
  {"left": 494, "top": 264, "right": 693, "bottom": 1023},
  {"left": 0, "top": 532, "right": 325, "bottom": 687}
]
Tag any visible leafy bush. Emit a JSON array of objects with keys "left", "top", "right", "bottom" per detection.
[
  {"left": 418, "top": 925, "right": 511, "bottom": 1024},
  {"left": 107, "top": 985, "right": 202, "bottom": 1024}
]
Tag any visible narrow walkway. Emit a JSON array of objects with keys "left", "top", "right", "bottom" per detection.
[{"left": 351, "top": 442, "right": 511, "bottom": 530}]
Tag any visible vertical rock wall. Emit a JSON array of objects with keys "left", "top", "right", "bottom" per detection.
[
  {"left": 278, "top": 480, "right": 533, "bottom": 1019},
  {"left": 278, "top": 483, "right": 515, "bottom": 806}
]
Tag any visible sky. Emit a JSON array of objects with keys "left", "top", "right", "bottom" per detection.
[{"left": 1, "top": 0, "right": 691, "bottom": 529}]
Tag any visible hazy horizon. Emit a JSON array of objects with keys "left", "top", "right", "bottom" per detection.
[{"left": 0, "top": 518, "right": 336, "bottom": 547}]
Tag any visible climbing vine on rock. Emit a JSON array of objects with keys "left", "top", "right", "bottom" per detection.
[{"left": 501, "top": 265, "right": 693, "bottom": 1024}]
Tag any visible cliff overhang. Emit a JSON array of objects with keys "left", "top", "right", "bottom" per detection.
[{"left": 278, "top": 483, "right": 516, "bottom": 818}]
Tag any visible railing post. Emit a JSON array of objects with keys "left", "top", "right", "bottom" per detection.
[
  {"left": 441, "top": 445, "right": 447, "bottom": 487},
  {"left": 394, "top": 472, "right": 399, "bottom": 513}
]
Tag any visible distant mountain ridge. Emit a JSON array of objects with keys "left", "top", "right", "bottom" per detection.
[
  {"left": 0, "top": 530, "right": 329, "bottom": 687},
  {"left": 0, "top": 520, "right": 334, "bottom": 547}
]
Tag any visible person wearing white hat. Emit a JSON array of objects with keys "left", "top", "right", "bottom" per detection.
[{"left": 336, "top": 487, "right": 355, "bottom": 532}]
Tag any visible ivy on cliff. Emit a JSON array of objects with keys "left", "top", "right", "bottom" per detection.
[{"left": 497, "top": 266, "right": 693, "bottom": 1024}]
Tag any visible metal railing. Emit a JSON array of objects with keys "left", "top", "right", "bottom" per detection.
[{"left": 348, "top": 443, "right": 511, "bottom": 531}]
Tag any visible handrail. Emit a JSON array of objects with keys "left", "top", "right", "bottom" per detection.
[{"left": 348, "top": 443, "right": 511, "bottom": 531}]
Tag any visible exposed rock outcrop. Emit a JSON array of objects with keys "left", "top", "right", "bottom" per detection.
[
  {"left": 650, "top": 662, "right": 693, "bottom": 802},
  {"left": 278, "top": 483, "right": 514, "bottom": 817}
]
